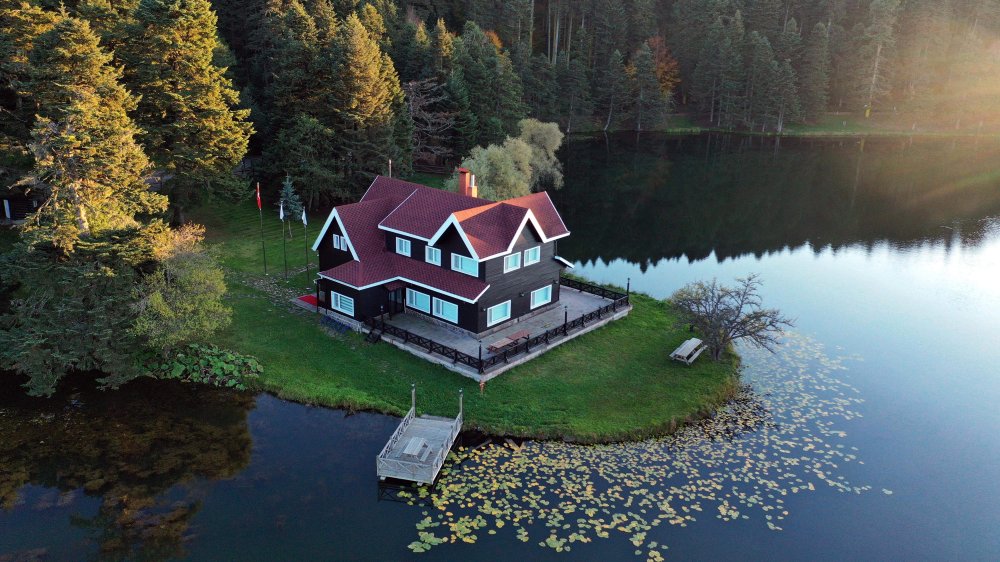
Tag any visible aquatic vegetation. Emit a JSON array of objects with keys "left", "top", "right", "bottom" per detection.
[{"left": 401, "top": 334, "right": 879, "bottom": 556}]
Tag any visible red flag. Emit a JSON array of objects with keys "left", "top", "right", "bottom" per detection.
[{"left": 256, "top": 183, "right": 262, "bottom": 210}]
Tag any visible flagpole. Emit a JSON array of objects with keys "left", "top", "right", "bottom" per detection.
[
  {"left": 257, "top": 183, "right": 267, "bottom": 276},
  {"left": 282, "top": 220, "right": 288, "bottom": 280},
  {"left": 304, "top": 219, "right": 309, "bottom": 282}
]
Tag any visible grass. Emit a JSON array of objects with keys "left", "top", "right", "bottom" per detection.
[
  {"left": 190, "top": 201, "right": 740, "bottom": 442},
  {"left": 0, "top": 227, "right": 18, "bottom": 253}
]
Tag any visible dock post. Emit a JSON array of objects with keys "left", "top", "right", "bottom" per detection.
[
  {"left": 458, "top": 389, "right": 463, "bottom": 417},
  {"left": 627, "top": 277, "right": 631, "bottom": 296},
  {"left": 411, "top": 383, "right": 416, "bottom": 411}
]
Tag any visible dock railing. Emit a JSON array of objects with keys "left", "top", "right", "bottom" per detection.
[{"left": 369, "top": 277, "right": 630, "bottom": 374}]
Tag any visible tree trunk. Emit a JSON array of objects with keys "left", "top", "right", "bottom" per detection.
[{"left": 69, "top": 182, "right": 90, "bottom": 236}]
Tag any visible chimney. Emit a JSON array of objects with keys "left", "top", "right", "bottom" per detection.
[
  {"left": 470, "top": 174, "right": 478, "bottom": 198},
  {"left": 457, "top": 167, "right": 471, "bottom": 197}
]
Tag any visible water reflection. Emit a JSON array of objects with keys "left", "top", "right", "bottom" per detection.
[
  {"left": 0, "top": 377, "right": 253, "bottom": 560},
  {"left": 552, "top": 134, "right": 1000, "bottom": 267}
]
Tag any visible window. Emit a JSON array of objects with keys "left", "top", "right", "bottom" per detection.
[
  {"left": 406, "top": 288, "right": 430, "bottom": 312},
  {"left": 451, "top": 253, "right": 478, "bottom": 277},
  {"left": 432, "top": 298, "right": 458, "bottom": 323},
  {"left": 486, "top": 301, "right": 511, "bottom": 326},
  {"left": 395, "top": 237, "right": 411, "bottom": 257},
  {"left": 530, "top": 285, "right": 553, "bottom": 309},
  {"left": 503, "top": 252, "right": 521, "bottom": 273},
  {"left": 425, "top": 246, "right": 441, "bottom": 266},
  {"left": 330, "top": 291, "right": 355, "bottom": 316},
  {"left": 524, "top": 246, "right": 541, "bottom": 265},
  {"left": 332, "top": 234, "right": 342, "bottom": 250}
]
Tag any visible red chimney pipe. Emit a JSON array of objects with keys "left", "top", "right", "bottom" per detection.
[{"left": 458, "top": 167, "right": 471, "bottom": 197}]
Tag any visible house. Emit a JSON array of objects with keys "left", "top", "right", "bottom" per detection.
[
  {"left": 311, "top": 170, "right": 573, "bottom": 336},
  {"left": 1, "top": 193, "right": 39, "bottom": 224}
]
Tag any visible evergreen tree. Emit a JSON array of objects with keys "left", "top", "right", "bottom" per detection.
[
  {"left": 120, "top": 0, "right": 253, "bottom": 223},
  {"left": 278, "top": 174, "right": 303, "bottom": 238},
  {"left": 557, "top": 55, "right": 592, "bottom": 133},
  {"left": 772, "top": 58, "right": 801, "bottom": 132},
  {"left": 628, "top": 0, "right": 657, "bottom": 50},
  {"left": 430, "top": 17, "right": 454, "bottom": 78},
  {"left": 269, "top": 113, "right": 338, "bottom": 207},
  {"left": 854, "top": 0, "right": 901, "bottom": 115},
  {"left": 629, "top": 42, "right": 669, "bottom": 131},
  {"left": 595, "top": 49, "right": 627, "bottom": 131},
  {"left": 744, "top": 31, "right": 777, "bottom": 130},
  {"left": 75, "top": 0, "right": 139, "bottom": 50},
  {"left": 800, "top": 22, "right": 831, "bottom": 119}
]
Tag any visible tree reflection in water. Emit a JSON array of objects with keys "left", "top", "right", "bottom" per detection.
[{"left": 0, "top": 377, "right": 253, "bottom": 560}]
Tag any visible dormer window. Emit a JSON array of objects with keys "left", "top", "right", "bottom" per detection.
[
  {"left": 333, "top": 234, "right": 343, "bottom": 250},
  {"left": 425, "top": 246, "right": 441, "bottom": 266},
  {"left": 503, "top": 253, "right": 521, "bottom": 273},
  {"left": 395, "top": 237, "right": 411, "bottom": 256}
]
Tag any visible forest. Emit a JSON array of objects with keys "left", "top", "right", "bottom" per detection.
[{"left": 1, "top": 0, "right": 1000, "bottom": 394}]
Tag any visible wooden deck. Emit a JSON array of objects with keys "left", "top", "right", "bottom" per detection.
[{"left": 376, "top": 386, "right": 462, "bottom": 485}]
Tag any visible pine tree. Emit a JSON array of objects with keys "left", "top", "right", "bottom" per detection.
[
  {"left": 557, "top": 55, "right": 592, "bottom": 133},
  {"left": 0, "top": 0, "right": 57, "bottom": 145},
  {"left": 629, "top": 42, "right": 669, "bottom": 131},
  {"left": 75, "top": 0, "right": 139, "bottom": 50},
  {"left": 27, "top": 16, "right": 166, "bottom": 249},
  {"left": 278, "top": 174, "right": 303, "bottom": 238},
  {"left": 269, "top": 113, "right": 338, "bottom": 207},
  {"left": 800, "top": 22, "right": 831, "bottom": 120},
  {"left": 772, "top": 58, "right": 801, "bottom": 132},
  {"left": 628, "top": 0, "right": 657, "bottom": 50},
  {"left": 596, "top": 49, "right": 627, "bottom": 131},
  {"left": 120, "top": 0, "right": 253, "bottom": 223},
  {"left": 268, "top": 0, "right": 322, "bottom": 132},
  {"left": 329, "top": 12, "right": 404, "bottom": 195},
  {"left": 745, "top": 31, "right": 777, "bottom": 130},
  {"left": 855, "top": 0, "right": 901, "bottom": 116}
]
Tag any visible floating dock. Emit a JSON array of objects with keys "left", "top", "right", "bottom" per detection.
[{"left": 376, "top": 386, "right": 462, "bottom": 484}]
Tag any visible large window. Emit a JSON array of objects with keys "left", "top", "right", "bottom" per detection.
[
  {"left": 503, "top": 252, "right": 521, "bottom": 273},
  {"left": 330, "top": 291, "right": 355, "bottom": 316},
  {"left": 425, "top": 246, "right": 441, "bottom": 266},
  {"left": 395, "top": 237, "right": 411, "bottom": 257},
  {"left": 530, "top": 285, "right": 553, "bottom": 309},
  {"left": 524, "top": 246, "right": 541, "bottom": 265},
  {"left": 432, "top": 298, "right": 458, "bottom": 323},
  {"left": 405, "top": 288, "right": 430, "bottom": 312},
  {"left": 486, "top": 300, "right": 511, "bottom": 326},
  {"left": 451, "top": 253, "right": 478, "bottom": 277}
]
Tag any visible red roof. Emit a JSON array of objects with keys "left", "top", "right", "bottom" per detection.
[{"left": 316, "top": 176, "right": 570, "bottom": 302}]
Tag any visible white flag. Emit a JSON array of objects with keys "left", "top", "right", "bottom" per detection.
[
  {"left": 279, "top": 201, "right": 284, "bottom": 221},
  {"left": 301, "top": 208, "right": 307, "bottom": 226}
]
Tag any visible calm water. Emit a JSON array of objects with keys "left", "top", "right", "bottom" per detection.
[{"left": 3, "top": 134, "right": 1000, "bottom": 560}]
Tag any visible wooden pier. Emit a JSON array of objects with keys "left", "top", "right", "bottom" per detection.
[{"left": 376, "top": 386, "right": 462, "bottom": 485}]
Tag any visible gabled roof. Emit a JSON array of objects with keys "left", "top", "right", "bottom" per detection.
[{"left": 312, "top": 176, "right": 571, "bottom": 303}]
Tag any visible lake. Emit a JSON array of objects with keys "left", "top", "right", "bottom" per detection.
[{"left": 3, "top": 134, "right": 999, "bottom": 560}]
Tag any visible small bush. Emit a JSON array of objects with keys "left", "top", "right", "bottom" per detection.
[{"left": 147, "top": 344, "right": 262, "bottom": 390}]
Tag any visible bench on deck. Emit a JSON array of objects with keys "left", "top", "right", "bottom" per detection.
[
  {"left": 402, "top": 437, "right": 432, "bottom": 462},
  {"left": 670, "top": 338, "right": 706, "bottom": 365},
  {"left": 487, "top": 329, "right": 530, "bottom": 353}
]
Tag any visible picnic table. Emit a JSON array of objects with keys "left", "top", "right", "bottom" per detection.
[
  {"left": 670, "top": 338, "right": 706, "bottom": 365},
  {"left": 487, "top": 329, "right": 530, "bottom": 353}
]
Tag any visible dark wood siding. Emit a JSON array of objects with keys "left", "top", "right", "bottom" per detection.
[
  {"left": 476, "top": 223, "right": 564, "bottom": 333},
  {"left": 316, "top": 216, "right": 353, "bottom": 272},
  {"left": 317, "top": 278, "right": 387, "bottom": 320}
]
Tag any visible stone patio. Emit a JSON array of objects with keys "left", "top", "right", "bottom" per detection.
[{"left": 378, "top": 287, "right": 631, "bottom": 381}]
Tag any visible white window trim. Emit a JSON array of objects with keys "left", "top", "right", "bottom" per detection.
[
  {"left": 425, "top": 246, "right": 441, "bottom": 266},
  {"left": 503, "top": 253, "right": 521, "bottom": 273},
  {"left": 330, "top": 291, "right": 355, "bottom": 316},
  {"left": 406, "top": 288, "right": 430, "bottom": 312},
  {"left": 486, "top": 300, "right": 512, "bottom": 327},
  {"left": 530, "top": 285, "right": 553, "bottom": 310},
  {"left": 524, "top": 245, "right": 541, "bottom": 265},
  {"left": 451, "top": 253, "right": 478, "bottom": 277},
  {"left": 395, "top": 237, "right": 411, "bottom": 257},
  {"left": 432, "top": 297, "right": 458, "bottom": 323}
]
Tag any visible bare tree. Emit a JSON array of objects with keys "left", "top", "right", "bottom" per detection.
[
  {"left": 403, "top": 78, "right": 457, "bottom": 165},
  {"left": 670, "top": 274, "right": 794, "bottom": 361}
]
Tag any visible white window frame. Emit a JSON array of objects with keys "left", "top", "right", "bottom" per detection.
[
  {"left": 530, "top": 285, "right": 553, "bottom": 309},
  {"left": 486, "top": 300, "right": 512, "bottom": 327},
  {"left": 524, "top": 246, "right": 541, "bottom": 266},
  {"left": 395, "top": 237, "right": 411, "bottom": 257},
  {"left": 432, "top": 297, "right": 458, "bottom": 323},
  {"left": 503, "top": 252, "right": 521, "bottom": 273},
  {"left": 425, "top": 246, "right": 441, "bottom": 266},
  {"left": 332, "top": 234, "right": 342, "bottom": 250},
  {"left": 405, "top": 288, "right": 430, "bottom": 312},
  {"left": 451, "top": 253, "right": 478, "bottom": 277},
  {"left": 330, "top": 291, "right": 355, "bottom": 316}
]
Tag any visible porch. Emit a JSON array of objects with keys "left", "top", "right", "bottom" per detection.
[{"left": 370, "top": 278, "right": 632, "bottom": 381}]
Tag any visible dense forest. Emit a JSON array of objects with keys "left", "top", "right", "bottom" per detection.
[{"left": 1, "top": 0, "right": 1000, "bottom": 392}]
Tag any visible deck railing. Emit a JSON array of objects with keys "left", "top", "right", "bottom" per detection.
[{"left": 369, "top": 277, "right": 630, "bottom": 374}]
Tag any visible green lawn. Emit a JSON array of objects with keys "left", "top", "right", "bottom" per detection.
[{"left": 192, "top": 202, "right": 739, "bottom": 443}]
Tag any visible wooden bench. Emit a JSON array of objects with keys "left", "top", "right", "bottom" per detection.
[
  {"left": 402, "top": 437, "right": 427, "bottom": 457},
  {"left": 670, "top": 338, "right": 706, "bottom": 365},
  {"left": 487, "top": 329, "right": 530, "bottom": 353}
]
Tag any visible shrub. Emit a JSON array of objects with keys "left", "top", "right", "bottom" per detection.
[{"left": 147, "top": 344, "right": 261, "bottom": 391}]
